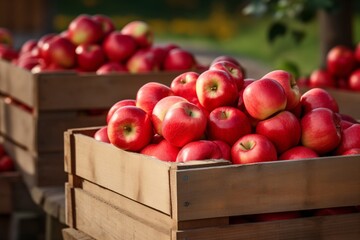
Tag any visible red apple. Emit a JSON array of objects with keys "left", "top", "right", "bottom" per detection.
[
  {"left": 339, "top": 113, "right": 358, "bottom": 123},
  {"left": 335, "top": 124, "right": 360, "bottom": 155},
  {"left": 243, "top": 78, "right": 287, "bottom": 120},
  {"left": 152, "top": 96, "right": 188, "bottom": 135},
  {"left": 340, "top": 120, "right": 354, "bottom": 131},
  {"left": 0, "top": 155, "right": 14, "bottom": 172},
  {"left": 231, "top": 134, "right": 277, "bottom": 164},
  {"left": 121, "top": 20, "right": 153, "bottom": 48},
  {"left": 19, "top": 39, "right": 37, "bottom": 55},
  {"left": 0, "top": 28, "right": 13, "bottom": 47},
  {"left": 262, "top": 70, "right": 300, "bottom": 110},
  {"left": 210, "top": 55, "right": 241, "bottom": 68},
  {"left": 106, "top": 99, "right": 136, "bottom": 123},
  {"left": 107, "top": 106, "right": 153, "bottom": 152},
  {"left": 0, "top": 44, "right": 18, "bottom": 61},
  {"left": 37, "top": 33, "right": 57, "bottom": 61},
  {"left": 296, "top": 76, "right": 309, "bottom": 87},
  {"left": 16, "top": 55, "right": 44, "bottom": 70},
  {"left": 176, "top": 140, "right": 222, "bottom": 162},
  {"left": 308, "top": 69, "right": 336, "bottom": 88},
  {"left": 126, "top": 49, "right": 159, "bottom": 73},
  {"left": 0, "top": 145, "right": 6, "bottom": 157},
  {"left": 76, "top": 43, "right": 105, "bottom": 71},
  {"left": 94, "top": 126, "right": 110, "bottom": 143},
  {"left": 207, "top": 106, "right": 252, "bottom": 146},
  {"left": 300, "top": 88, "right": 339, "bottom": 115},
  {"left": 210, "top": 60, "right": 244, "bottom": 90},
  {"left": 256, "top": 111, "right": 301, "bottom": 154},
  {"left": 140, "top": 138, "right": 180, "bottom": 162},
  {"left": 162, "top": 101, "right": 207, "bottom": 147},
  {"left": 149, "top": 46, "right": 169, "bottom": 69},
  {"left": 96, "top": 62, "right": 128, "bottom": 74},
  {"left": 348, "top": 69, "right": 360, "bottom": 91},
  {"left": 327, "top": 45, "right": 356, "bottom": 77},
  {"left": 68, "top": 14, "right": 103, "bottom": 45},
  {"left": 44, "top": 36, "right": 76, "bottom": 69},
  {"left": 102, "top": 31, "right": 137, "bottom": 62},
  {"left": 92, "top": 14, "right": 115, "bottom": 38},
  {"left": 136, "top": 82, "right": 174, "bottom": 116},
  {"left": 279, "top": 146, "right": 319, "bottom": 160},
  {"left": 342, "top": 148, "right": 360, "bottom": 155},
  {"left": 237, "top": 79, "right": 255, "bottom": 110},
  {"left": 196, "top": 69, "right": 238, "bottom": 112},
  {"left": 170, "top": 71, "right": 199, "bottom": 104},
  {"left": 213, "top": 140, "right": 231, "bottom": 161},
  {"left": 163, "top": 48, "right": 196, "bottom": 71},
  {"left": 301, "top": 108, "right": 342, "bottom": 155}
]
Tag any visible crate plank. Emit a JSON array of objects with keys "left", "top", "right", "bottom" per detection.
[
  {"left": 173, "top": 156, "right": 360, "bottom": 221},
  {"left": 62, "top": 228, "right": 95, "bottom": 240}
]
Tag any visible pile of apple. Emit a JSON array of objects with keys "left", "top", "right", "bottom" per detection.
[
  {"left": 0, "top": 15, "right": 200, "bottom": 74},
  {"left": 0, "top": 144, "right": 14, "bottom": 172},
  {"left": 299, "top": 43, "right": 360, "bottom": 91},
  {"left": 94, "top": 55, "right": 360, "bottom": 164}
]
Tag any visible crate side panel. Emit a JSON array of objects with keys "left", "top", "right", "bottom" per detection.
[
  {"left": 0, "top": 97, "right": 36, "bottom": 151},
  {"left": 0, "top": 59, "right": 36, "bottom": 107},
  {"left": 37, "top": 72, "right": 180, "bottom": 110},
  {"left": 73, "top": 187, "right": 170, "bottom": 240},
  {"left": 174, "top": 156, "right": 360, "bottom": 221},
  {"left": 71, "top": 133, "right": 172, "bottom": 215},
  {"left": 174, "top": 213, "right": 360, "bottom": 240}
]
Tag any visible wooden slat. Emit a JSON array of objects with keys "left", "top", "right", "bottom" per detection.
[
  {"left": 174, "top": 213, "right": 360, "bottom": 240},
  {"left": 62, "top": 228, "right": 95, "bottom": 240},
  {"left": 72, "top": 186, "right": 171, "bottom": 240},
  {"left": 67, "top": 131, "right": 173, "bottom": 215},
  {"left": 172, "top": 155, "right": 360, "bottom": 221}
]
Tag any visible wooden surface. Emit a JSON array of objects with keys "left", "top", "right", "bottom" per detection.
[
  {"left": 62, "top": 228, "right": 95, "bottom": 240},
  {"left": 0, "top": 171, "right": 20, "bottom": 214}
]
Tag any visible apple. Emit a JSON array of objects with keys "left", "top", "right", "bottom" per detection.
[
  {"left": 335, "top": 124, "right": 360, "bottom": 155},
  {"left": 340, "top": 120, "right": 354, "bottom": 131},
  {"left": 106, "top": 99, "right": 136, "bottom": 123},
  {"left": 279, "top": 146, "right": 319, "bottom": 160},
  {"left": 141, "top": 138, "right": 180, "bottom": 162},
  {"left": 92, "top": 14, "right": 115, "bottom": 38},
  {"left": 262, "top": 70, "right": 300, "bottom": 110},
  {"left": 16, "top": 55, "right": 44, "bottom": 70},
  {"left": 96, "top": 62, "right": 127, "bottom": 74},
  {"left": 210, "top": 55, "right": 241, "bottom": 68},
  {"left": 163, "top": 48, "right": 197, "bottom": 71},
  {"left": 0, "top": 155, "right": 14, "bottom": 172},
  {"left": 151, "top": 96, "right": 188, "bottom": 135},
  {"left": 0, "top": 28, "right": 13, "bottom": 47},
  {"left": 136, "top": 82, "right": 174, "bottom": 116},
  {"left": 196, "top": 69, "right": 238, "bottom": 112},
  {"left": 126, "top": 49, "right": 159, "bottom": 73},
  {"left": 348, "top": 69, "right": 360, "bottom": 91},
  {"left": 256, "top": 111, "right": 301, "bottom": 154},
  {"left": 102, "top": 31, "right": 137, "bottom": 62},
  {"left": 170, "top": 71, "right": 199, "bottom": 104},
  {"left": 37, "top": 33, "right": 57, "bottom": 60},
  {"left": 243, "top": 78, "right": 287, "bottom": 120},
  {"left": 68, "top": 14, "right": 103, "bottom": 45},
  {"left": 44, "top": 36, "right": 77, "bottom": 69},
  {"left": 107, "top": 106, "right": 153, "bottom": 152},
  {"left": 301, "top": 108, "right": 342, "bottom": 155},
  {"left": 327, "top": 45, "right": 356, "bottom": 77},
  {"left": 121, "top": 20, "right": 153, "bottom": 48},
  {"left": 308, "top": 69, "right": 336, "bottom": 88},
  {"left": 94, "top": 126, "right": 110, "bottom": 143},
  {"left": 339, "top": 113, "right": 358, "bottom": 124},
  {"left": 336, "top": 77, "right": 349, "bottom": 90},
  {"left": 250, "top": 211, "right": 301, "bottom": 222},
  {"left": 176, "top": 140, "right": 223, "bottom": 162},
  {"left": 300, "top": 88, "right": 339, "bottom": 115},
  {"left": 213, "top": 140, "right": 231, "bottom": 161},
  {"left": 207, "top": 106, "right": 252, "bottom": 146},
  {"left": 342, "top": 148, "right": 360, "bottom": 155},
  {"left": 19, "top": 39, "right": 37, "bottom": 55},
  {"left": 148, "top": 46, "right": 169, "bottom": 69},
  {"left": 210, "top": 60, "right": 244, "bottom": 90},
  {"left": 231, "top": 134, "right": 277, "bottom": 164},
  {"left": 76, "top": 43, "right": 105, "bottom": 72},
  {"left": 0, "top": 44, "right": 18, "bottom": 61},
  {"left": 296, "top": 76, "right": 310, "bottom": 87},
  {"left": 162, "top": 101, "right": 207, "bottom": 147},
  {"left": 237, "top": 79, "right": 255, "bottom": 111},
  {"left": 0, "top": 145, "right": 5, "bottom": 157}
]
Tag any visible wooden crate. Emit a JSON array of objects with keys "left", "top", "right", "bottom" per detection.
[
  {"left": 0, "top": 59, "right": 181, "bottom": 187},
  {"left": 64, "top": 127, "right": 360, "bottom": 240},
  {"left": 0, "top": 171, "right": 20, "bottom": 214},
  {"left": 299, "top": 87, "right": 360, "bottom": 119}
]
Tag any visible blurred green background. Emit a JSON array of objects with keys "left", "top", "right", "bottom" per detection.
[{"left": 1, "top": 0, "right": 360, "bottom": 77}]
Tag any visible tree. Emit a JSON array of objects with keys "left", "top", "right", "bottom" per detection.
[{"left": 243, "top": 0, "right": 355, "bottom": 68}]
